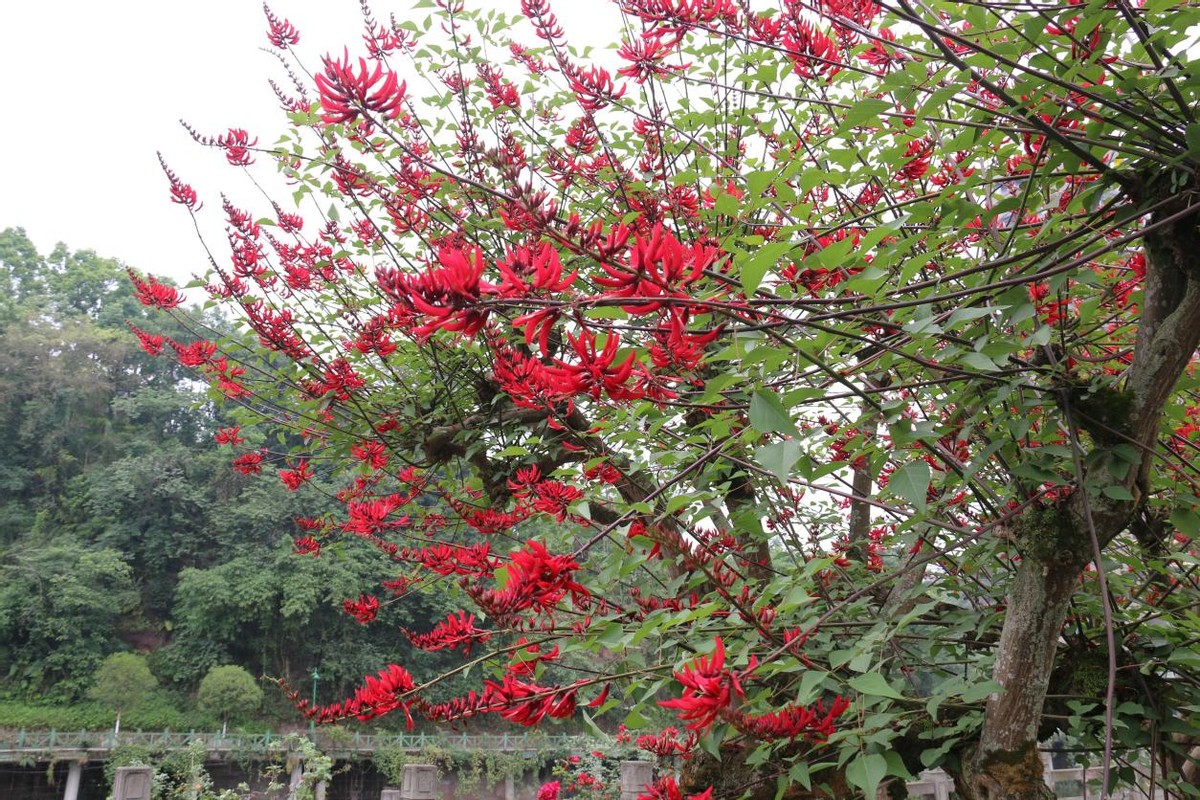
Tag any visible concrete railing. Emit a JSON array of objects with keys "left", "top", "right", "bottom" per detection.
[{"left": 0, "top": 728, "right": 585, "bottom": 761}]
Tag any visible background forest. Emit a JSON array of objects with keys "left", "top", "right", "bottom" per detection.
[{"left": 0, "top": 226, "right": 463, "bottom": 729}]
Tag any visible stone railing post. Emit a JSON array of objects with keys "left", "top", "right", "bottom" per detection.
[
  {"left": 620, "top": 761, "right": 654, "bottom": 800},
  {"left": 112, "top": 766, "right": 153, "bottom": 800},
  {"left": 400, "top": 764, "right": 439, "bottom": 800}
]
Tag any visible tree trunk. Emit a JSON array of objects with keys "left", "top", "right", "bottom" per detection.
[{"left": 952, "top": 188, "right": 1200, "bottom": 799}]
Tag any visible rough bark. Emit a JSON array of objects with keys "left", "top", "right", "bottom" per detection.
[{"left": 953, "top": 194, "right": 1200, "bottom": 797}]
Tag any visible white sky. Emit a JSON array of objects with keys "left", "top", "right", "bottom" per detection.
[{"left": 0, "top": 0, "right": 620, "bottom": 284}]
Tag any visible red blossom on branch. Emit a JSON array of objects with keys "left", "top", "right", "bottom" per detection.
[
  {"left": 231, "top": 451, "right": 265, "bottom": 475},
  {"left": 734, "top": 695, "right": 851, "bottom": 742},
  {"left": 214, "top": 426, "right": 245, "bottom": 447},
  {"left": 129, "top": 270, "right": 184, "bottom": 310},
  {"left": 637, "top": 777, "right": 713, "bottom": 800},
  {"left": 217, "top": 128, "right": 258, "bottom": 166},
  {"left": 279, "top": 459, "right": 314, "bottom": 490},
  {"left": 343, "top": 593, "right": 381, "bottom": 624},
  {"left": 659, "top": 637, "right": 743, "bottom": 731},
  {"left": 482, "top": 675, "right": 579, "bottom": 726},
  {"left": 128, "top": 324, "right": 165, "bottom": 356},
  {"left": 316, "top": 50, "right": 407, "bottom": 125},
  {"left": 157, "top": 153, "right": 202, "bottom": 210},
  {"left": 406, "top": 611, "right": 491, "bottom": 655},
  {"left": 302, "top": 663, "right": 415, "bottom": 725},
  {"left": 264, "top": 3, "right": 300, "bottom": 47},
  {"left": 547, "top": 329, "right": 639, "bottom": 401}
]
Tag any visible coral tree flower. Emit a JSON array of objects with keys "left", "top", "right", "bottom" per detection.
[
  {"left": 129, "top": 270, "right": 184, "bottom": 310},
  {"left": 316, "top": 49, "right": 407, "bottom": 124},
  {"left": 659, "top": 637, "right": 743, "bottom": 731}
]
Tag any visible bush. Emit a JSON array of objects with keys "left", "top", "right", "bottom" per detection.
[{"left": 0, "top": 700, "right": 114, "bottom": 729}]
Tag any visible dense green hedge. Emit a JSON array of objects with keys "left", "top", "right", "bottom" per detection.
[{"left": 0, "top": 692, "right": 220, "bottom": 731}]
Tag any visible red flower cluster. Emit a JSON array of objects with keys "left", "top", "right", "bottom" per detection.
[
  {"left": 351, "top": 440, "right": 389, "bottom": 470},
  {"left": 214, "top": 426, "right": 245, "bottom": 447},
  {"left": 264, "top": 3, "right": 300, "bottom": 47},
  {"left": 307, "top": 663, "right": 415, "bottom": 725},
  {"left": 279, "top": 459, "right": 314, "bottom": 490},
  {"left": 636, "top": 777, "right": 712, "bottom": 800},
  {"left": 402, "top": 542, "right": 496, "bottom": 577},
  {"left": 128, "top": 323, "right": 165, "bottom": 355},
  {"left": 470, "top": 540, "right": 591, "bottom": 619},
  {"left": 636, "top": 726, "right": 697, "bottom": 757},
  {"left": 595, "top": 224, "right": 717, "bottom": 315},
  {"left": 157, "top": 153, "right": 201, "bottom": 210},
  {"left": 377, "top": 243, "right": 493, "bottom": 339},
  {"left": 231, "top": 451, "right": 265, "bottom": 475},
  {"left": 735, "top": 695, "right": 851, "bottom": 742},
  {"left": 617, "top": 33, "right": 691, "bottom": 83},
  {"left": 343, "top": 593, "right": 380, "bottom": 624},
  {"left": 316, "top": 50, "right": 407, "bottom": 125},
  {"left": 217, "top": 128, "right": 257, "bottom": 166},
  {"left": 129, "top": 270, "right": 183, "bottom": 310},
  {"left": 406, "top": 611, "right": 491, "bottom": 655},
  {"left": 293, "top": 536, "right": 321, "bottom": 556},
  {"left": 659, "top": 637, "right": 743, "bottom": 731},
  {"left": 482, "top": 675, "right": 578, "bottom": 726}
]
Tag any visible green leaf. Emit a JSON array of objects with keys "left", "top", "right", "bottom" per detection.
[
  {"left": 749, "top": 390, "right": 796, "bottom": 435},
  {"left": 1101, "top": 485, "right": 1134, "bottom": 501},
  {"left": 845, "top": 753, "right": 889, "bottom": 799},
  {"left": 959, "top": 680, "right": 1003, "bottom": 703},
  {"left": 888, "top": 460, "right": 931, "bottom": 511},
  {"left": 1187, "top": 123, "right": 1200, "bottom": 158},
  {"left": 1171, "top": 505, "right": 1200, "bottom": 537},
  {"left": 754, "top": 441, "right": 803, "bottom": 483},
  {"left": 741, "top": 241, "right": 794, "bottom": 295},
  {"left": 848, "top": 672, "right": 906, "bottom": 701},
  {"left": 843, "top": 98, "right": 891, "bottom": 128}
]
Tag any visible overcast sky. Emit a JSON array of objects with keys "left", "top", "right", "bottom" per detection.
[{"left": 0, "top": 0, "right": 620, "bottom": 284}]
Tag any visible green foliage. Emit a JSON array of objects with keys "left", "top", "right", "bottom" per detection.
[
  {"left": 198, "top": 666, "right": 263, "bottom": 729},
  {"left": 0, "top": 700, "right": 115, "bottom": 729},
  {"left": 88, "top": 653, "right": 157, "bottom": 721}
]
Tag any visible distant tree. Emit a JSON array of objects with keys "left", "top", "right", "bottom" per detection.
[
  {"left": 88, "top": 653, "right": 156, "bottom": 736},
  {"left": 198, "top": 665, "right": 263, "bottom": 735}
]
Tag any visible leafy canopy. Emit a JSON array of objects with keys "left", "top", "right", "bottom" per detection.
[{"left": 139, "top": 1, "right": 1200, "bottom": 797}]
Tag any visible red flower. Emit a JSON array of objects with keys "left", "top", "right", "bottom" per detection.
[
  {"left": 617, "top": 33, "right": 691, "bottom": 83},
  {"left": 306, "top": 663, "right": 415, "bottom": 725},
  {"left": 214, "top": 426, "right": 245, "bottom": 447},
  {"left": 264, "top": 3, "right": 300, "bottom": 47},
  {"left": 129, "top": 270, "right": 183, "bottom": 310},
  {"left": 168, "top": 339, "right": 215, "bottom": 367},
  {"left": 537, "top": 782, "right": 561, "bottom": 800},
  {"left": 128, "top": 324, "right": 165, "bottom": 356},
  {"left": 157, "top": 153, "right": 202, "bottom": 210},
  {"left": 546, "top": 329, "right": 639, "bottom": 401},
  {"left": 470, "top": 540, "right": 591, "bottom": 619},
  {"left": 351, "top": 440, "right": 389, "bottom": 469},
  {"left": 343, "top": 593, "right": 380, "bottom": 624},
  {"left": 316, "top": 49, "right": 407, "bottom": 125},
  {"left": 231, "top": 451, "right": 265, "bottom": 475},
  {"left": 406, "top": 611, "right": 491, "bottom": 655},
  {"left": 218, "top": 128, "right": 257, "bottom": 166},
  {"left": 279, "top": 459, "right": 314, "bottom": 490},
  {"left": 293, "top": 536, "right": 322, "bottom": 556},
  {"left": 735, "top": 695, "right": 851, "bottom": 742},
  {"left": 482, "top": 675, "right": 578, "bottom": 726},
  {"left": 528, "top": 480, "right": 585, "bottom": 522},
  {"left": 637, "top": 777, "right": 712, "bottom": 800},
  {"left": 659, "top": 637, "right": 743, "bottom": 731},
  {"left": 563, "top": 62, "right": 626, "bottom": 112}
]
